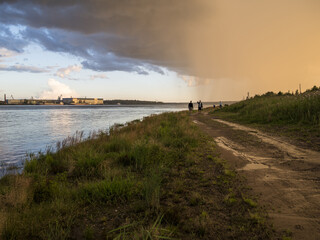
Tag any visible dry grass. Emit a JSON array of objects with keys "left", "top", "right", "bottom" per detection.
[
  {"left": 0, "top": 175, "right": 31, "bottom": 236},
  {"left": 0, "top": 175, "right": 31, "bottom": 207}
]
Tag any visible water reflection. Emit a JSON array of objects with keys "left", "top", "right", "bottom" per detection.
[{"left": 48, "top": 108, "right": 74, "bottom": 140}]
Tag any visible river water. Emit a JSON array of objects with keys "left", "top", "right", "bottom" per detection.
[{"left": 0, "top": 104, "right": 185, "bottom": 169}]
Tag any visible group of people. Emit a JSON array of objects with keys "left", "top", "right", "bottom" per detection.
[
  {"left": 213, "top": 101, "right": 223, "bottom": 109},
  {"left": 188, "top": 100, "right": 203, "bottom": 111},
  {"left": 188, "top": 101, "right": 223, "bottom": 111}
]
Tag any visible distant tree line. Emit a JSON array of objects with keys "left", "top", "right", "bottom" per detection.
[{"left": 103, "top": 99, "right": 164, "bottom": 105}]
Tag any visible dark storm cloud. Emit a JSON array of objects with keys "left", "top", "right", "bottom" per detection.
[
  {"left": 21, "top": 26, "right": 164, "bottom": 73},
  {"left": 0, "top": 24, "right": 28, "bottom": 53},
  {"left": 1, "top": 0, "right": 320, "bottom": 98},
  {"left": 0, "top": 19, "right": 164, "bottom": 73},
  {"left": 0, "top": 0, "right": 203, "bottom": 74}
]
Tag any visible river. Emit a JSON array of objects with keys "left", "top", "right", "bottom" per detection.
[{"left": 0, "top": 104, "right": 185, "bottom": 170}]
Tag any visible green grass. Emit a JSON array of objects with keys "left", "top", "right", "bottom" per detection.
[
  {"left": 0, "top": 111, "right": 275, "bottom": 239},
  {"left": 78, "top": 177, "right": 137, "bottom": 204},
  {"left": 214, "top": 88, "right": 320, "bottom": 125},
  {"left": 212, "top": 87, "right": 320, "bottom": 150}
]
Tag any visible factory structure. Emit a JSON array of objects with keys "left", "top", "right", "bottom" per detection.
[
  {"left": 62, "top": 97, "right": 103, "bottom": 105},
  {"left": 0, "top": 94, "right": 104, "bottom": 105}
]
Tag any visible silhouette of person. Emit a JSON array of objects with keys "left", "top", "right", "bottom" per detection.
[
  {"left": 188, "top": 101, "right": 193, "bottom": 111},
  {"left": 197, "top": 100, "right": 203, "bottom": 111}
]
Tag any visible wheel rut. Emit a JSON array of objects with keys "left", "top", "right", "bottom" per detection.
[{"left": 192, "top": 114, "right": 320, "bottom": 240}]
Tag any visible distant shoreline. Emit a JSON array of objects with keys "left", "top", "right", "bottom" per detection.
[{"left": 0, "top": 100, "right": 237, "bottom": 106}]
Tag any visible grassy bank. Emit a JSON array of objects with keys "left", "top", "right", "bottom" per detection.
[
  {"left": 0, "top": 112, "right": 273, "bottom": 239},
  {"left": 212, "top": 88, "right": 320, "bottom": 150}
]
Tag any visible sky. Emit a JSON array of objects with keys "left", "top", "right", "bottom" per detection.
[{"left": 0, "top": 0, "right": 320, "bottom": 102}]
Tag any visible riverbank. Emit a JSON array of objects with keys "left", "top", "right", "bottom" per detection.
[
  {"left": 211, "top": 89, "right": 320, "bottom": 151},
  {"left": 0, "top": 111, "right": 275, "bottom": 239},
  {"left": 0, "top": 104, "right": 185, "bottom": 168}
]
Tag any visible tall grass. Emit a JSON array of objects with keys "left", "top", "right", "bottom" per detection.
[
  {"left": 216, "top": 89, "right": 320, "bottom": 125},
  {"left": 0, "top": 112, "right": 198, "bottom": 239},
  {"left": 78, "top": 177, "right": 136, "bottom": 204}
]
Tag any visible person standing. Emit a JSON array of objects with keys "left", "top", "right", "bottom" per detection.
[
  {"left": 188, "top": 101, "right": 193, "bottom": 111},
  {"left": 197, "top": 100, "right": 203, "bottom": 111}
]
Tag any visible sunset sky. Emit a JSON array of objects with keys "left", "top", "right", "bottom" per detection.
[{"left": 0, "top": 0, "right": 320, "bottom": 102}]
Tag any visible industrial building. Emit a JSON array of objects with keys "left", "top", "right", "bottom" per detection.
[
  {"left": 2, "top": 94, "right": 62, "bottom": 105},
  {"left": 6, "top": 99, "right": 63, "bottom": 105},
  {"left": 2, "top": 94, "right": 104, "bottom": 105},
  {"left": 62, "top": 98, "right": 103, "bottom": 105}
]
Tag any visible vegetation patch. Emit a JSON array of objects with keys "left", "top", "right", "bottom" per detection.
[
  {"left": 212, "top": 87, "right": 320, "bottom": 151},
  {"left": 0, "top": 112, "right": 275, "bottom": 239}
]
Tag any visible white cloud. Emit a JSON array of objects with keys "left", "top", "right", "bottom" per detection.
[
  {"left": 56, "top": 65, "right": 82, "bottom": 78},
  {"left": 90, "top": 73, "right": 107, "bottom": 80},
  {"left": 179, "top": 75, "right": 210, "bottom": 87},
  {"left": 40, "top": 79, "right": 78, "bottom": 99}
]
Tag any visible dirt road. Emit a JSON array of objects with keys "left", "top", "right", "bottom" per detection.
[{"left": 192, "top": 113, "right": 320, "bottom": 240}]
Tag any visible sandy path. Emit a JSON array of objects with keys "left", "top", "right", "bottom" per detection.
[{"left": 192, "top": 115, "right": 320, "bottom": 240}]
